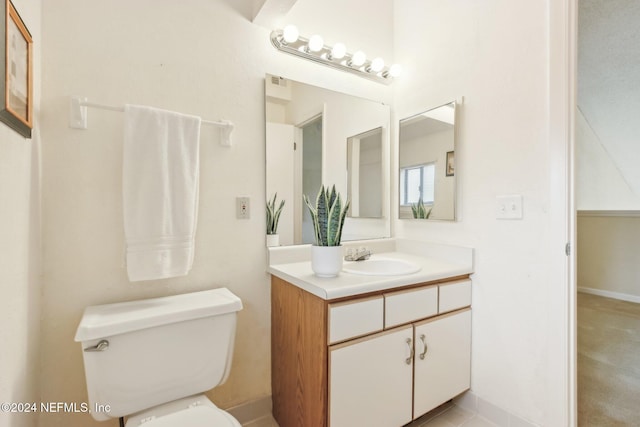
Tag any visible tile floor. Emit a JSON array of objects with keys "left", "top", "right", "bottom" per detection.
[
  {"left": 405, "top": 403, "right": 497, "bottom": 427},
  {"left": 243, "top": 403, "right": 498, "bottom": 427},
  {"left": 243, "top": 415, "right": 279, "bottom": 427}
]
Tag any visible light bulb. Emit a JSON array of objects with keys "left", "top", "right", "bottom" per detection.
[
  {"left": 331, "top": 43, "right": 346, "bottom": 60},
  {"left": 389, "top": 64, "right": 402, "bottom": 77},
  {"left": 370, "top": 57, "right": 385, "bottom": 73},
  {"left": 283, "top": 25, "right": 299, "bottom": 43},
  {"left": 351, "top": 50, "right": 366, "bottom": 67},
  {"left": 308, "top": 35, "right": 324, "bottom": 52}
]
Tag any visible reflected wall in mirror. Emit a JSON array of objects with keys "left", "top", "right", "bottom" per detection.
[
  {"left": 399, "top": 101, "right": 456, "bottom": 221},
  {"left": 265, "top": 74, "right": 390, "bottom": 246},
  {"left": 347, "top": 127, "right": 383, "bottom": 218}
]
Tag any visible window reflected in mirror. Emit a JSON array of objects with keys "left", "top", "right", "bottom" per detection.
[{"left": 399, "top": 101, "right": 456, "bottom": 221}]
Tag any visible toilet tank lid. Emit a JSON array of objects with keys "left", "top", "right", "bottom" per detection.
[{"left": 74, "top": 288, "right": 242, "bottom": 342}]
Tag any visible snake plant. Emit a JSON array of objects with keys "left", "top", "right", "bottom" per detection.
[
  {"left": 303, "top": 185, "right": 350, "bottom": 246},
  {"left": 411, "top": 197, "right": 432, "bottom": 219},
  {"left": 266, "top": 193, "right": 285, "bottom": 235}
]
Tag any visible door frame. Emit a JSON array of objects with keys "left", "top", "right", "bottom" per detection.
[
  {"left": 295, "top": 111, "right": 323, "bottom": 244},
  {"left": 549, "top": 0, "right": 578, "bottom": 425}
]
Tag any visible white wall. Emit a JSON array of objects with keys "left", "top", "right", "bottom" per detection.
[
  {"left": 578, "top": 0, "right": 640, "bottom": 203},
  {"left": 577, "top": 213, "right": 640, "bottom": 301},
  {"left": 38, "top": 0, "right": 392, "bottom": 426},
  {"left": 394, "top": 1, "right": 570, "bottom": 425},
  {"left": 0, "top": 1, "right": 42, "bottom": 427},
  {"left": 575, "top": 105, "right": 640, "bottom": 300},
  {"left": 575, "top": 109, "right": 640, "bottom": 210}
]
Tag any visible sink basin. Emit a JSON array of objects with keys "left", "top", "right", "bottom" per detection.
[{"left": 343, "top": 258, "right": 421, "bottom": 276}]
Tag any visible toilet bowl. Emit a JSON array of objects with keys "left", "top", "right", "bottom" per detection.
[{"left": 75, "top": 288, "right": 243, "bottom": 425}]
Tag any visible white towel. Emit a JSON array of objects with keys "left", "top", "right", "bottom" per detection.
[{"left": 123, "top": 104, "right": 201, "bottom": 281}]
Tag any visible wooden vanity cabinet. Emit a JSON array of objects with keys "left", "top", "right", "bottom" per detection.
[{"left": 271, "top": 275, "right": 472, "bottom": 427}]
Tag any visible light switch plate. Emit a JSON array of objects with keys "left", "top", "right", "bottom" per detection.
[
  {"left": 69, "top": 96, "right": 88, "bottom": 129},
  {"left": 496, "top": 195, "right": 523, "bottom": 219}
]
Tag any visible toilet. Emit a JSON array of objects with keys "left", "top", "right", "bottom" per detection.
[{"left": 74, "top": 288, "right": 243, "bottom": 426}]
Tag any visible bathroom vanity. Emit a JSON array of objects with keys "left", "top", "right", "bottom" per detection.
[{"left": 268, "top": 240, "right": 473, "bottom": 427}]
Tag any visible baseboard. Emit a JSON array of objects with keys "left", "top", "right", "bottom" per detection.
[
  {"left": 578, "top": 287, "right": 640, "bottom": 304},
  {"left": 225, "top": 395, "right": 272, "bottom": 425},
  {"left": 577, "top": 210, "right": 640, "bottom": 217},
  {"left": 454, "top": 391, "right": 539, "bottom": 427}
]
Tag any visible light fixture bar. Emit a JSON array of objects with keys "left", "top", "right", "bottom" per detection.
[{"left": 270, "top": 29, "right": 400, "bottom": 85}]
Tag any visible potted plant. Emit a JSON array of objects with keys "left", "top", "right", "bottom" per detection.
[
  {"left": 411, "top": 197, "right": 432, "bottom": 219},
  {"left": 266, "top": 193, "right": 285, "bottom": 247},
  {"left": 303, "top": 185, "right": 350, "bottom": 277}
]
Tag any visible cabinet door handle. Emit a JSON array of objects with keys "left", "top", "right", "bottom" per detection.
[
  {"left": 405, "top": 338, "right": 414, "bottom": 365},
  {"left": 419, "top": 334, "right": 428, "bottom": 360}
]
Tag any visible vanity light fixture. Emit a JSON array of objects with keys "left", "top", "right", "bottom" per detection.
[
  {"left": 349, "top": 50, "right": 367, "bottom": 67},
  {"left": 270, "top": 25, "right": 401, "bottom": 84},
  {"left": 307, "top": 34, "right": 324, "bottom": 52}
]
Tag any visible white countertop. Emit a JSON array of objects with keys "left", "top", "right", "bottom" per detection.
[{"left": 268, "top": 239, "right": 474, "bottom": 300}]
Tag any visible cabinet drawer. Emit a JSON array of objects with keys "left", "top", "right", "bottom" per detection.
[
  {"left": 328, "top": 296, "right": 384, "bottom": 344},
  {"left": 384, "top": 285, "right": 438, "bottom": 328},
  {"left": 439, "top": 280, "right": 472, "bottom": 313}
]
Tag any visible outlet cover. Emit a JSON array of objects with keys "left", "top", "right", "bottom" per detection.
[{"left": 236, "top": 196, "right": 250, "bottom": 219}]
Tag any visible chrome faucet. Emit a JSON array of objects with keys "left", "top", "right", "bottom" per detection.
[{"left": 345, "top": 247, "right": 371, "bottom": 261}]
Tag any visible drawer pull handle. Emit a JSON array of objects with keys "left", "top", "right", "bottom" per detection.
[
  {"left": 405, "top": 338, "right": 414, "bottom": 365},
  {"left": 419, "top": 334, "right": 428, "bottom": 360}
]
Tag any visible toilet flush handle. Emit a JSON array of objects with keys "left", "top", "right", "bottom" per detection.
[{"left": 84, "top": 340, "right": 109, "bottom": 352}]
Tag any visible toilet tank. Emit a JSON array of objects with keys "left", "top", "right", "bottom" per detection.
[{"left": 74, "top": 288, "right": 242, "bottom": 421}]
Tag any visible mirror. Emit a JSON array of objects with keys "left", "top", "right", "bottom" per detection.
[
  {"left": 265, "top": 74, "right": 390, "bottom": 246},
  {"left": 399, "top": 101, "right": 456, "bottom": 221},
  {"left": 347, "top": 127, "right": 383, "bottom": 218}
]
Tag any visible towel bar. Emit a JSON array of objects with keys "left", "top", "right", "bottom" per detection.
[{"left": 69, "top": 96, "right": 234, "bottom": 147}]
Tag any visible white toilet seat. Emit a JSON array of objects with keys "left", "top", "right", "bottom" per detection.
[
  {"left": 133, "top": 406, "right": 240, "bottom": 427},
  {"left": 124, "top": 395, "right": 241, "bottom": 427}
]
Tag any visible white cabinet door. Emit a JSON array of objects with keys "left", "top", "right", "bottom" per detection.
[
  {"left": 413, "top": 309, "right": 471, "bottom": 418},
  {"left": 329, "top": 326, "right": 413, "bottom": 427}
]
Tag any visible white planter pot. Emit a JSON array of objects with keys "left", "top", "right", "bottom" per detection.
[
  {"left": 266, "top": 234, "right": 280, "bottom": 247},
  {"left": 311, "top": 245, "right": 344, "bottom": 278}
]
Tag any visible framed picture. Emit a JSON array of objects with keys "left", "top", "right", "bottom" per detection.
[
  {"left": 446, "top": 150, "right": 455, "bottom": 177},
  {"left": 0, "top": 0, "right": 32, "bottom": 138}
]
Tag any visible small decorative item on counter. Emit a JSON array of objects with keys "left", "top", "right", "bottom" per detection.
[
  {"left": 266, "top": 193, "right": 285, "bottom": 247},
  {"left": 303, "top": 185, "right": 350, "bottom": 277}
]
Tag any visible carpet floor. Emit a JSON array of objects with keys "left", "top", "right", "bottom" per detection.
[{"left": 578, "top": 292, "right": 640, "bottom": 426}]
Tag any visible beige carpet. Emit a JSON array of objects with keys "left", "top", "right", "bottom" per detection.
[{"left": 578, "top": 292, "right": 640, "bottom": 426}]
